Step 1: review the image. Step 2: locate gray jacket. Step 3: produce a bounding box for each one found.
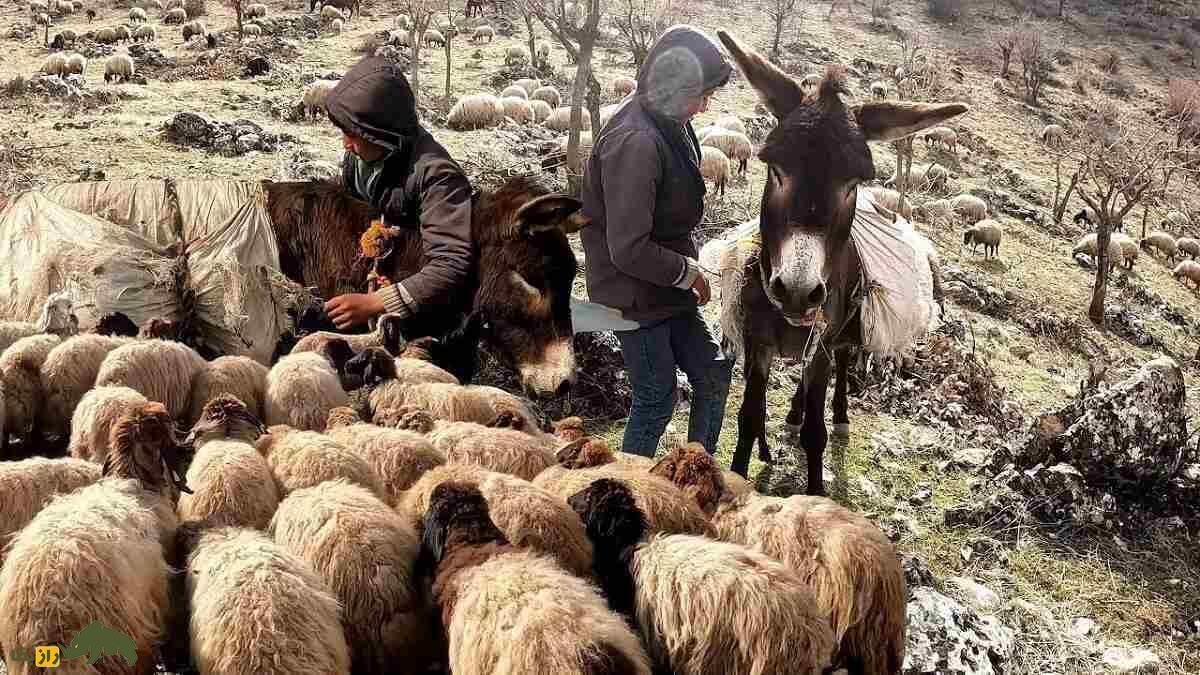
[580,26,732,324]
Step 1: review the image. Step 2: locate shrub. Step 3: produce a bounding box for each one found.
[927,0,962,20]
[1101,74,1135,100]
[1167,79,1200,142]
[184,0,205,18]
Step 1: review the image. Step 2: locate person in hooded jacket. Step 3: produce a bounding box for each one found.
[581,26,734,458]
[321,55,475,334]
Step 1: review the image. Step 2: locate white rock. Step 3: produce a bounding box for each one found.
[1100,646,1160,674]
[1070,617,1097,638]
[947,577,1001,611]
[952,447,990,468]
[903,587,1014,675]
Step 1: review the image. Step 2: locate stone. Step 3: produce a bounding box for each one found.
[1071,617,1097,638]
[947,577,1001,611]
[1100,647,1160,673]
[902,555,936,588]
[903,588,1014,675]
[951,447,990,469]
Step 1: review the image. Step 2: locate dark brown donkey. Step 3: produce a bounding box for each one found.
[716,31,968,494]
[263,175,586,398]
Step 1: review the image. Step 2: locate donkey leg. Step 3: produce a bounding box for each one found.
[801,354,833,496]
[831,348,851,438]
[731,349,770,477]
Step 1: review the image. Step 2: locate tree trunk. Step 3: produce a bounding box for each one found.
[410,28,422,97]
[771,16,784,61]
[1052,161,1079,223]
[444,40,452,101]
[525,14,537,69]
[566,35,595,195]
[1089,219,1110,324]
[1057,0,1065,16]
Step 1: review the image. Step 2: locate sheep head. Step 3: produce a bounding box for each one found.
[317,337,357,375]
[378,314,407,356]
[649,443,727,516]
[487,402,526,431]
[186,394,267,447]
[420,481,508,566]
[139,317,183,341]
[94,311,139,337]
[555,437,616,469]
[567,478,646,555]
[37,290,78,338]
[326,406,362,429]
[375,405,435,433]
[105,401,192,496]
[344,346,397,388]
[552,416,586,442]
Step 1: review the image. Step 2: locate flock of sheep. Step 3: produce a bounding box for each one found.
[0,294,906,674]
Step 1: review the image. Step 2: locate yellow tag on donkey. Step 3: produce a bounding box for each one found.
[11,621,138,668]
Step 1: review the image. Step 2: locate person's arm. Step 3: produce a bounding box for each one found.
[601,130,700,291]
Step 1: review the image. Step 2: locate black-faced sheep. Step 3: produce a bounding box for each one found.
[1178,236,1200,260]
[569,478,835,675]
[0,402,185,675]
[0,457,101,568]
[325,406,446,506]
[264,350,351,432]
[255,424,384,498]
[1141,231,1179,262]
[289,313,404,355]
[94,339,207,420]
[963,219,1003,258]
[419,481,651,675]
[1,334,62,455]
[179,395,278,530]
[68,385,149,464]
[176,524,350,675]
[270,479,436,675]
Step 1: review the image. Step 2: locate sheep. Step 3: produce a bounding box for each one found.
[40,334,130,439]
[1141,230,1179,262]
[423,28,445,46]
[1041,123,1066,146]
[182,19,206,42]
[1071,232,1124,270]
[325,406,446,506]
[321,4,345,22]
[245,2,268,17]
[291,313,404,356]
[56,0,75,14]
[255,424,383,498]
[886,162,949,192]
[30,0,48,13]
[713,114,745,135]
[270,479,435,675]
[186,354,268,424]
[94,339,206,420]
[96,26,118,43]
[701,128,753,176]
[0,457,100,568]
[394,12,411,29]
[86,6,96,20]
[0,402,183,675]
[471,24,494,43]
[651,445,907,675]
[400,464,595,578]
[164,6,187,23]
[500,96,535,125]
[387,338,460,385]
[176,525,351,675]
[535,39,551,62]
[612,75,636,98]
[700,145,730,198]
[529,98,553,124]
[1112,232,1138,269]
[330,17,343,33]
[104,53,135,83]
[299,78,339,120]
[568,479,835,675]
[1173,260,1200,289]
[866,186,914,220]
[500,84,529,99]
[1178,236,1200,260]
[506,44,531,66]
[33,12,51,26]
[129,6,147,22]
[54,28,77,44]
[531,84,561,108]
[264,351,351,432]
[923,126,958,153]
[0,334,61,454]
[0,292,76,354]
[513,77,541,94]
[1073,206,1124,232]
[445,424,553,480]
[870,80,888,98]
[1164,210,1190,229]
[992,76,1005,91]
[949,193,988,224]
[242,23,262,37]
[114,24,132,42]
[41,52,68,77]
[177,396,278,530]
[387,28,411,46]
[68,385,149,464]
[63,52,87,76]
[963,219,1003,258]
[448,93,505,130]
[134,24,157,42]
[545,105,592,132]
[419,482,652,675]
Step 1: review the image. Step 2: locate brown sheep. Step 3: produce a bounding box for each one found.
[324,406,446,506]
[255,425,384,499]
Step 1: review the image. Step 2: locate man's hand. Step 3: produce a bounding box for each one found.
[325,293,385,330]
[691,273,711,306]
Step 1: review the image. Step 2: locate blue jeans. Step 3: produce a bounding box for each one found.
[616,310,733,458]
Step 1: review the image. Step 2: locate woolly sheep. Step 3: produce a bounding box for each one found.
[700,145,730,198]
[870,80,888,98]
[63,52,87,76]
[96,26,118,43]
[545,105,592,132]
[1112,232,1138,269]
[1173,260,1200,289]
[394,12,411,29]
[270,479,435,675]
[923,126,958,153]
[129,6,147,22]
[188,355,269,426]
[529,98,553,124]
[41,335,129,439]
[300,78,339,120]
[1178,237,1200,259]
[94,339,206,419]
[115,25,132,42]
[41,53,68,77]
[1071,232,1123,269]
[179,396,278,530]
[264,351,350,432]
[423,28,445,46]
[1141,231,1179,262]
[866,186,914,220]
[291,314,404,356]
[0,457,100,568]
[500,84,529,100]
[964,219,1003,258]
[1041,123,1065,146]
[500,96,535,124]
[949,193,988,224]
[569,480,835,675]
[389,340,459,385]
[104,53,135,83]
[321,5,345,22]
[512,77,541,94]
[68,385,149,464]
[178,525,351,675]
[443,424,553,480]
[535,39,550,61]
[471,24,494,43]
[1073,206,1123,231]
[448,93,505,130]
[0,334,61,453]
[182,19,206,42]
[0,293,76,352]
[34,12,51,26]
[57,0,75,14]
[506,44,531,66]
[330,17,343,33]
[420,482,651,675]
[242,23,262,37]
[531,84,561,108]
[245,2,268,17]
[1164,210,1189,229]
[134,24,157,42]
[713,114,745,135]
[612,75,636,98]
[325,407,445,506]
[387,28,410,46]
[164,6,187,23]
[701,128,752,176]
[256,424,383,498]
[0,403,182,675]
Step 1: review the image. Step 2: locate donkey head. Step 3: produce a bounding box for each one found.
[717,31,968,326]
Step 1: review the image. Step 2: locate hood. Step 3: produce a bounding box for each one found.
[636,25,732,119]
[326,55,420,151]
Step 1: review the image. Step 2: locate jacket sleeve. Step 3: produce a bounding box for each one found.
[600,130,694,289]
[373,162,474,316]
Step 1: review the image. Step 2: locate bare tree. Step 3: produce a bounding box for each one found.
[996,25,1017,78]
[766,0,803,62]
[1057,0,1067,17]
[440,2,463,103]
[1016,23,1048,105]
[890,33,925,205]
[611,0,685,68]
[512,0,543,71]
[399,0,437,98]
[526,0,603,194]
[222,0,246,35]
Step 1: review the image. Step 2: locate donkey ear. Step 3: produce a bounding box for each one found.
[514,194,590,237]
[853,101,969,143]
[717,30,804,120]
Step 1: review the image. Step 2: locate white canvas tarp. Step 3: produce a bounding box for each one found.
[0,180,296,364]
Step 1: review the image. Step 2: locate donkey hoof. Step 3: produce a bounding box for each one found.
[831,423,851,438]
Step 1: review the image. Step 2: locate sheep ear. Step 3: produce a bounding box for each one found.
[514,194,589,237]
[853,101,969,142]
[380,314,407,356]
[420,511,449,564]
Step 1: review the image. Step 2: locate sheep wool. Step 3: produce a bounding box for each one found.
[948,193,987,224]
[1141,231,1178,261]
[531,85,561,108]
[325,410,446,506]
[612,75,636,98]
[505,45,531,66]
[1178,237,1200,259]
[500,84,529,100]
[264,352,350,432]
[442,426,554,481]
[270,479,434,675]
[68,385,149,464]
[0,457,101,568]
[0,334,61,448]
[256,426,384,498]
[529,99,553,124]
[104,53,135,83]
[545,106,591,132]
[368,381,544,438]
[95,340,206,419]
[699,146,730,196]
[179,439,280,530]
[1173,260,1200,289]
[188,355,269,424]
[500,96,535,125]
[181,526,350,675]
[448,93,504,130]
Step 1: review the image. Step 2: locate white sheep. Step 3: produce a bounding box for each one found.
[531,84,561,108]
[447,93,504,130]
[321,5,345,22]
[545,105,591,132]
[713,114,745,135]
[500,96,535,124]
[0,457,100,568]
[264,351,350,432]
[41,52,68,76]
[1041,123,1066,146]
[164,6,187,23]
[1164,210,1190,229]
[181,19,205,41]
[134,24,157,42]
[1141,231,1179,262]
[423,28,445,46]
[394,13,411,29]
[0,293,76,353]
[513,77,541,94]
[700,145,730,198]
[1178,236,1200,259]
[257,425,383,498]
[529,99,553,123]
[104,53,135,83]
[500,84,529,99]
[923,126,958,153]
[701,128,752,176]
[870,80,888,98]
[1112,232,1139,269]
[1,334,62,452]
[325,407,446,506]
[471,24,494,43]
[301,79,339,120]
[1072,232,1123,269]
[129,6,147,22]
[949,193,988,224]
[535,39,550,62]
[886,162,949,192]
[63,52,87,76]
[506,44,531,66]
[612,75,636,98]
[188,355,269,424]
[68,385,149,464]
[242,23,262,38]
[94,339,206,419]
[330,17,343,32]
[245,2,268,18]
[964,219,1004,258]
[1173,260,1200,289]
